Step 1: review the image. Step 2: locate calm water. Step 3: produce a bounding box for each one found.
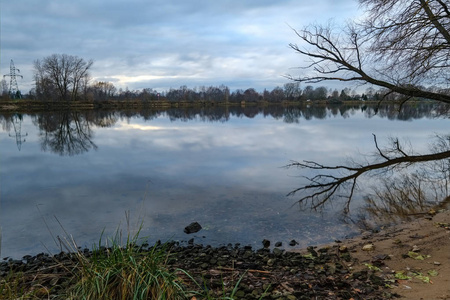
[0,103,448,258]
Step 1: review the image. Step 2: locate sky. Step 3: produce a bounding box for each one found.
[1,0,362,94]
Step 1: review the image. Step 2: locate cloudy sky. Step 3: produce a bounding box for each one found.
[1,0,361,94]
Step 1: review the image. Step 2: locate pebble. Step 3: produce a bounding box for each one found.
[289,239,298,246]
[362,244,375,251]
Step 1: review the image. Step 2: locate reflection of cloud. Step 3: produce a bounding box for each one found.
[114,124,166,131]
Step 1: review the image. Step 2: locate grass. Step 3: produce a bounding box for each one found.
[1,217,264,300]
[66,229,187,300]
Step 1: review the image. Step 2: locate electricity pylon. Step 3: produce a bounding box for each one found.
[3,59,23,99]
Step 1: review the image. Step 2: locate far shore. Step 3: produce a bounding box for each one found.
[0,98,415,113]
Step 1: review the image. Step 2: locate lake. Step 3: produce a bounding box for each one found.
[0,103,448,259]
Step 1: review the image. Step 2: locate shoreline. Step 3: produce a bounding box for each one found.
[317,208,450,300]
[1,209,449,299]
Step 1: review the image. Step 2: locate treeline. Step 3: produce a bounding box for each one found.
[19,82,395,104]
[15,80,446,105]
[1,53,446,104]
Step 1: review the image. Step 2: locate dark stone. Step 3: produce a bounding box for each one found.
[273,248,284,257]
[262,239,270,248]
[0,239,398,300]
[289,239,299,246]
[307,246,318,257]
[275,241,282,247]
[184,222,202,234]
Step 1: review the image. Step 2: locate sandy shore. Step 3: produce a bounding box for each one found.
[328,209,450,300]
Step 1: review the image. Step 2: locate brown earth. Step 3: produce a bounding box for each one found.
[321,209,450,300]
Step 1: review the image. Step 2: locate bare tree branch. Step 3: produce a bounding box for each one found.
[288,0,450,104]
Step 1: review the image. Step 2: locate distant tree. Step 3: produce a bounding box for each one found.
[283,82,301,101]
[331,89,339,100]
[139,88,158,101]
[90,81,116,101]
[206,86,224,102]
[243,88,260,102]
[287,0,450,210]
[219,84,230,102]
[34,54,93,101]
[339,88,350,101]
[230,89,244,103]
[313,86,328,100]
[269,86,285,102]
[1,79,8,98]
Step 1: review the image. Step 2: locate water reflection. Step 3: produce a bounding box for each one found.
[0,103,448,259]
[8,114,28,151]
[1,103,446,157]
[32,112,98,156]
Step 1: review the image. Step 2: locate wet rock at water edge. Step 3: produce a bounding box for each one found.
[262,239,270,248]
[289,239,299,246]
[275,241,282,247]
[184,222,202,234]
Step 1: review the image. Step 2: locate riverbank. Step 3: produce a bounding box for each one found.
[0,98,386,113]
[1,210,448,299]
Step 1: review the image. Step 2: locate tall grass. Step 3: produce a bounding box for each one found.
[67,229,186,300]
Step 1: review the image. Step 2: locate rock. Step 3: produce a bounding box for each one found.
[273,248,283,257]
[411,245,420,252]
[307,246,318,257]
[234,290,245,298]
[262,239,271,248]
[184,222,202,234]
[339,245,348,252]
[275,241,282,247]
[362,244,375,251]
[289,239,298,246]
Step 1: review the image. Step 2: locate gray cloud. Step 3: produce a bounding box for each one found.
[1,0,360,93]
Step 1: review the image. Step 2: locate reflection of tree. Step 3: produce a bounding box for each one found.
[39,103,441,124]
[351,156,450,231]
[288,134,450,212]
[33,111,99,156]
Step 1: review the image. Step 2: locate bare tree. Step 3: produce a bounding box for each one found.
[287,0,450,209]
[90,81,117,101]
[288,0,450,105]
[34,54,93,101]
